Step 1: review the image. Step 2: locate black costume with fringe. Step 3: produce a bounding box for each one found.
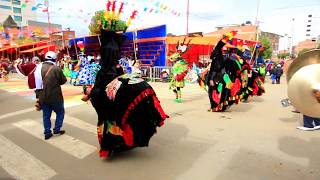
[89,30,168,158]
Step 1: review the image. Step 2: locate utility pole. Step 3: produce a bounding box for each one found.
[255,0,261,26]
[251,0,261,65]
[186,0,189,36]
[45,0,51,43]
[290,18,294,57]
[283,33,288,51]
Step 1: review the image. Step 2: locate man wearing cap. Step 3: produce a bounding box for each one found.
[37,51,67,140]
[274,64,283,84]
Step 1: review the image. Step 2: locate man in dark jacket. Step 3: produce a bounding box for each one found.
[38,51,67,140]
[273,64,283,84]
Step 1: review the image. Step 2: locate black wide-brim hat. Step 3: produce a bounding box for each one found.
[100,29,127,50]
[99,29,127,70]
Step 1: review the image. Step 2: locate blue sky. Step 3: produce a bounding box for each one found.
[34,0,320,49]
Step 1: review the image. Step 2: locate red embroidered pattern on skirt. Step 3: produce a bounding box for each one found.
[212,90,221,104]
[230,78,241,97]
[119,88,168,146]
[99,149,109,158]
[252,78,259,95]
[152,96,169,123]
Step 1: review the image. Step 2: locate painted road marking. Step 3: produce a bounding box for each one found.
[0,135,57,180]
[0,108,35,120]
[64,115,97,135]
[13,120,97,159]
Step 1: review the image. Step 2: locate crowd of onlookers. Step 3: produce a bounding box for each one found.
[0,56,13,81]
[1,54,286,86]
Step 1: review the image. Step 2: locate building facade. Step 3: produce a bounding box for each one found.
[293,39,318,54]
[27,20,62,37]
[0,0,36,26]
[205,25,281,52]
[260,32,282,52]
[204,25,258,41]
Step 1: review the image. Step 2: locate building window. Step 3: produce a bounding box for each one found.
[14,15,22,22]
[13,7,21,13]
[12,0,21,5]
[0,5,12,10]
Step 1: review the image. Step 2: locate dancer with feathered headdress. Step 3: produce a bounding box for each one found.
[83,1,168,158]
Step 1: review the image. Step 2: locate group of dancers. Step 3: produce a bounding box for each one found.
[58,51,142,90]
[169,32,265,112]
[12,29,266,159]
[11,1,266,158]
[84,29,266,158]
[59,54,101,86]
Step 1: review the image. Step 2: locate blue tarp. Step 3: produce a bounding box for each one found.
[69,25,167,66]
[69,25,167,46]
[68,36,100,46]
[124,24,167,40]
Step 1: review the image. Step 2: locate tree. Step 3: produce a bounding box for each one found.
[298,48,311,57]
[259,35,273,59]
[277,52,290,59]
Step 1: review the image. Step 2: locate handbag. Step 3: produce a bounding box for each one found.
[27,67,36,89]
[35,65,54,111]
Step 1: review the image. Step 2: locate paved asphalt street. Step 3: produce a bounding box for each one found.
[0,74,319,180]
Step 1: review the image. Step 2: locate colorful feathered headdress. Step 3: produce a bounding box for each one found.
[168,37,192,62]
[89,0,138,34]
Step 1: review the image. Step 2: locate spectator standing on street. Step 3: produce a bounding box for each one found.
[0,60,9,82]
[271,64,283,84]
[257,63,267,83]
[37,51,67,140]
[296,85,320,131]
[15,56,43,110]
[297,115,320,131]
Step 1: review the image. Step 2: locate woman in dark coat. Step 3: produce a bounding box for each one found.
[85,29,168,158]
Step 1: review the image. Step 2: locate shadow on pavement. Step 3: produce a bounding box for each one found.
[181,94,207,103]
[168,108,199,118]
[252,96,264,103]
[0,90,35,115]
[229,103,254,113]
[279,113,301,123]
[278,136,320,179]
[215,147,314,180]
[100,123,215,180]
